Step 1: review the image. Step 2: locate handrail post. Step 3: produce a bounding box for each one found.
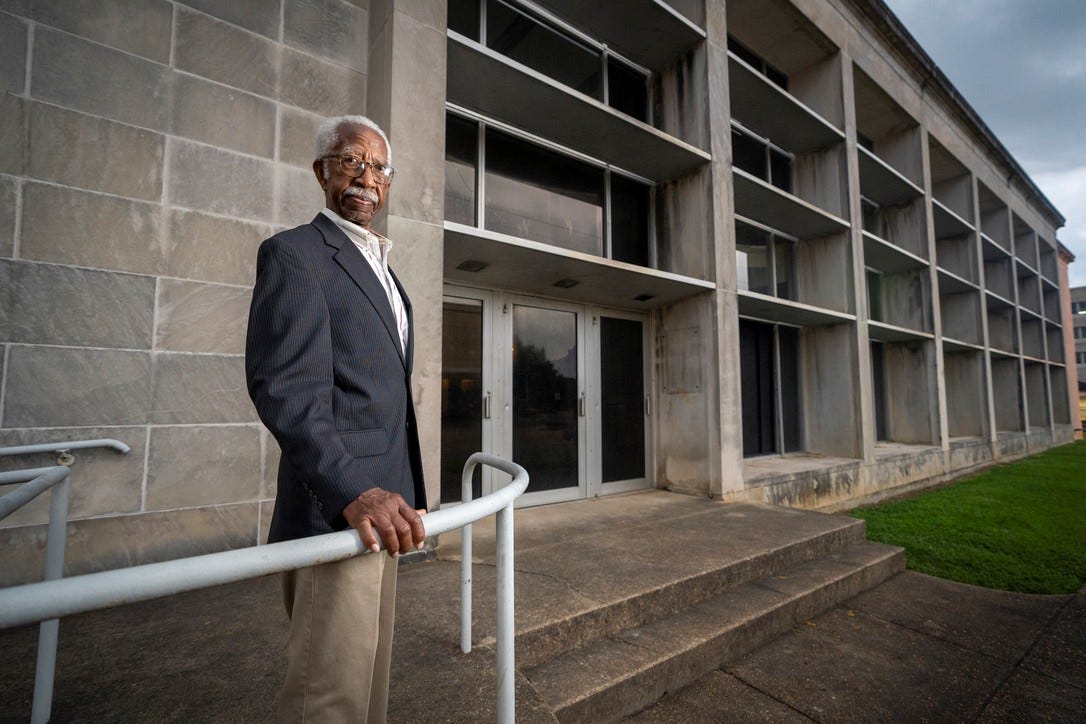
[460,458,475,654]
[31,470,70,724]
[495,499,515,724]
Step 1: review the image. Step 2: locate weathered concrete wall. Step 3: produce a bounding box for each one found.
[1,0,370,586]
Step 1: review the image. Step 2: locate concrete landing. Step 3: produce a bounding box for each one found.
[0,491,1077,722]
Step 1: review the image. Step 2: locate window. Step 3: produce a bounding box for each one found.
[1075,326,1086,340]
[449,0,649,122]
[871,342,888,441]
[728,35,788,89]
[1077,352,1086,365]
[445,112,652,266]
[1073,300,1086,314]
[866,269,883,322]
[740,319,801,456]
[732,127,793,193]
[861,197,883,238]
[735,219,796,300]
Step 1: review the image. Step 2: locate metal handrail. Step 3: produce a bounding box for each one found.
[0,452,528,724]
[0,438,131,724]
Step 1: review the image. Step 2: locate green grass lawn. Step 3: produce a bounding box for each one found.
[850,440,1086,594]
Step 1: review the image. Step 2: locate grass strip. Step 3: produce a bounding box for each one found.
[850,440,1086,594]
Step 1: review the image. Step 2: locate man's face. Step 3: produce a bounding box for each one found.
[313,123,390,229]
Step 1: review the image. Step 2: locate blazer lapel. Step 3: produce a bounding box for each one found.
[312,213,406,369]
[390,268,414,375]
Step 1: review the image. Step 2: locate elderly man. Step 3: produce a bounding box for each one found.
[246,115,427,723]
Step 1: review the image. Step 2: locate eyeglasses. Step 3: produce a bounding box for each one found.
[319,154,395,184]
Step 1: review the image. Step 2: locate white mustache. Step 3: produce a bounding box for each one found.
[344,186,379,203]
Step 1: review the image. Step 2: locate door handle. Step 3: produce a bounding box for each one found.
[484,392,492,419]
[579,393,586,417]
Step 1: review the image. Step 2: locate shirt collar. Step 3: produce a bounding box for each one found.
[321,207,393,257]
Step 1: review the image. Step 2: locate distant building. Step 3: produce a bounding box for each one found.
[1072,285,1086,428]
[0,0,1077,584]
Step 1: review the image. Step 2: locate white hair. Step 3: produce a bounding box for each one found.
[315,115,392,178]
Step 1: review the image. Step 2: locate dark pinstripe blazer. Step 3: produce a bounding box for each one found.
[245,213,427,543]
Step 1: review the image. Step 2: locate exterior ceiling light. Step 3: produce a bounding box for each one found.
[553,278,580,288]
[456,260,488,272]
[633,293,655,302]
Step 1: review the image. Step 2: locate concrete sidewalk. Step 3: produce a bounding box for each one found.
[0,492,1082,722]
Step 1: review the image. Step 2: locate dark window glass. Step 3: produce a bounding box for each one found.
[601,317,645,482]
[779,326,801,452]
[775,238,794,300]
[765,64,788,90]
[861,198,881,236]
[484,128,604,254]
[513,305,579,493]
[735,221,770,294]
[740,319,777,456]
[732,129,767,180]
[610,174,650,266]
[728,35,762,71]
[440,301,483,503]
[445,115,477,225]
[487,0,600,97]
[857,132,875,152]
[871,342,888,441]
[448,0,480,41]
[607,56,648,121]
[867,270,883,321]
[769,149,792,193]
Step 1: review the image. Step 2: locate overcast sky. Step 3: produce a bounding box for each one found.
[882,0,1086,285]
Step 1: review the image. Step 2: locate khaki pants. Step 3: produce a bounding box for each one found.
[278,552,397,724]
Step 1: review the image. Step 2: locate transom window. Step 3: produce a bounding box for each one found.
[448,0,649,123]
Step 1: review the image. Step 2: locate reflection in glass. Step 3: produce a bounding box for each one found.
[775,238,794,300]
[487,0,599,97]
[485,128,604,255]
[735,221,770,294]
[608,56,648,121]
[601,318,645,482]
[441,301,483,503]
[445,115,477,226]
[610,174,650,266]
[513,306,578,493]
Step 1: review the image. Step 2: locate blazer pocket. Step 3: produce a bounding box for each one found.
[340,428,389,458]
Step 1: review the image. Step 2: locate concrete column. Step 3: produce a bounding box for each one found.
[919,128,950,450]
[970,176,998,444]
[367,0,448,507]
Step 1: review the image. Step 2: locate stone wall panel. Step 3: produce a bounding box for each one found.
[0,11,27,94]
[284,0,368,73]
[30,0,173,64]
[150,352,255,424]
[0,425,145,527]
[174,8,279,99]
[31,26,170,131]
[163,209,269,287]
[167,139,275,221]
[146,425,261,509]
[279,46,366,117]
[178,0,282,39]
[3,346,151,427]
[155,279,251,354]
[27,101,165,201]
[0,503,259,586]
[170,73,276,158]
[278,105,323,168]
[276,164,324,228]
[0,91,26,175]
[20,182,165,274]
[0,176,14,258]
[0,259,155,348]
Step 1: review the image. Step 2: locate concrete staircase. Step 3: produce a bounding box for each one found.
[466,497,905,723]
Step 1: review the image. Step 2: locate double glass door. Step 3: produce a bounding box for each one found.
[440,287,650,506]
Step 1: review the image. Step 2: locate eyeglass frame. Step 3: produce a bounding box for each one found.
[318,154,396,184]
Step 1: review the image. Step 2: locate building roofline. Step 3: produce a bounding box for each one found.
[1059,242,1076,263]
[847,0,1066,230]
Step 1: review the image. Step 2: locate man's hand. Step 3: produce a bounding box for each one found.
[342,488,426,557]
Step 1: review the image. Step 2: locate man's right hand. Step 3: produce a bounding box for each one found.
[342,488,426,557]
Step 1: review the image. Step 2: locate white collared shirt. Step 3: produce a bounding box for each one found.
[321,208,409,356]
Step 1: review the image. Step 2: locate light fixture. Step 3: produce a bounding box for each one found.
[633,293,655,302]
[553,278,580,288]
[456,259,488,272]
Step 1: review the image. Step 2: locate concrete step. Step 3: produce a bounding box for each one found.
[522,540,905,724]
[515,515,868,669]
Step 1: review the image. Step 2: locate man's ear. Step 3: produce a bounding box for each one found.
[312,160,329,190]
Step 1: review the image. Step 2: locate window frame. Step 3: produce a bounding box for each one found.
[735,215,798,301]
